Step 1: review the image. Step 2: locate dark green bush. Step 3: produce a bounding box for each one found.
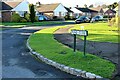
[29,4,35,23]
[11,13,21,22]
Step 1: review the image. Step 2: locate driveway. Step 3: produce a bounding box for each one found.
[1,26,88,80]
[54,27,119,79]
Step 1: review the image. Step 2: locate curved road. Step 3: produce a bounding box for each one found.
[2,26,88,80]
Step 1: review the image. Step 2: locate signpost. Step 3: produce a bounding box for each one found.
[71,29,88,57]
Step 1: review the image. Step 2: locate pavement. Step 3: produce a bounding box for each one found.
[1,25,88,80]
[54,27,120,80]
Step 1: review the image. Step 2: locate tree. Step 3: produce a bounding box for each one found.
[101,4,107,9]
[108,2,118,9]
[89,4,93,8]
[29,4,35,23]
[108,5,112,9]
[84,4,87,8]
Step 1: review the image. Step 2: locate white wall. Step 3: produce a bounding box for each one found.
[12,0,29,12]
[12,0,29,17]
[54,4,67,17]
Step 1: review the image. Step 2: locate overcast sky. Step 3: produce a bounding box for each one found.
[27,0,119,7]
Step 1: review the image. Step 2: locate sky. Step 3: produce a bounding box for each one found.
[27,0,120,7]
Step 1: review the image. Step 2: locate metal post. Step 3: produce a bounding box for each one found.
[73,34,76,52]
[84,36,87,57]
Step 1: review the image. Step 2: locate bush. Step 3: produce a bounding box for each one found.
[53,16,58,19]
[11,13,21,22]
[35,16,39,22]
[20,18,27,23]
[108,17,118,27]
[24,13,30,22]
[64,15,70,20]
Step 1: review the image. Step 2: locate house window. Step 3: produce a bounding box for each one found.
[17,11,25,17]
[105,13,108,15]
[109,13,113,15]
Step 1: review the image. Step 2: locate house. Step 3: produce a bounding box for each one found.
[0,1,22,22]
[11,0,30,17]
[104,9,116,18]
[36,3,68,19]
[1,0,29,22]
[64,7,73,18]
[89,6,104,16]
[75,7,98,18]
[70,7,83,18]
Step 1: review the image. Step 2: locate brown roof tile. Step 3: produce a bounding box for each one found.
[90,6,103,12]
[36,3,60,12]
[4,0,23,8]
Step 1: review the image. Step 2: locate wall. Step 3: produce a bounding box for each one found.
[2,11,11,22]
[54,4,67,17]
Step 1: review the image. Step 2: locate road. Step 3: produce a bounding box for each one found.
[1,26,88,80]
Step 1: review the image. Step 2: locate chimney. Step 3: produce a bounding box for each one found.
[76,5,79,8]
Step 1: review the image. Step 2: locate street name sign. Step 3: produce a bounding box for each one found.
[71,29,88,57]
[71,30,88,36]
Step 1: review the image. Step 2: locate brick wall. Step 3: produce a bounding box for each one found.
[2,11,11,22]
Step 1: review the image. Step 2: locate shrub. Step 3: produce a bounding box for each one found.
[11,13,21,22]
[108,17,119,27]
[24,13,30,22]
[108,18,115,26]
[53,16,58,20]
[20,18,27,23]
[35,16,39,22]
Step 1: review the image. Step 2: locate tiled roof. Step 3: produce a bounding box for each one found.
[1,0,23,10]
[36,3,60,12]
[76,7,98,13]
[5,1,22,8]
[64,7,73,12]
[1,2,12,10]
[104,9,116,13]
[89,6,103,12]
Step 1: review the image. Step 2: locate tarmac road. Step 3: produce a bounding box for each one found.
[1,26,88,80]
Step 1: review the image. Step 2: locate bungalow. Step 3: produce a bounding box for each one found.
[75,7,98,18]
[89,6,104,16]
[1,1,21,22]
[11,0,30,17]
[1,0,29,22]
[64,7,73,18]
[36,3,68,19]
[70,7,83,18]
[104,9,116,18]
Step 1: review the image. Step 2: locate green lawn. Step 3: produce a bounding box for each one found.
[0,21,63,28]
[29,26,115,78]
[70,22,118,43]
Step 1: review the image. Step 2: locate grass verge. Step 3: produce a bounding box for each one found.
[0,21,63,28]
[29,26,115,78]
[69,22,118,43]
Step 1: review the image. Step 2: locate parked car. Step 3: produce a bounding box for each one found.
[75,16,90,23]
[38,15,50,21]
[90,15,103,22]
